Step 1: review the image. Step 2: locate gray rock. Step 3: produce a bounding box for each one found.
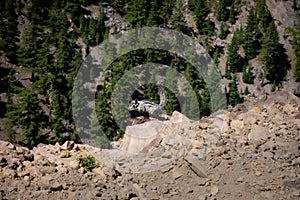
[211,185,219,196]
[60,141,75,151]
[184,155,207,178]
[0,156,7,167]
[248,125,270,141]
[50,179,62,191]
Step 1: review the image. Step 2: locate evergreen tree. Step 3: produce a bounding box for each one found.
[219,23,230,39]
[0,0,19,62]
[256,0,272,32]
[213,50,220,67]
[243,8,257,60]
[224,65,232,79]
[291,17,300,81]
[194,0,209,34]
[217,0,229,21]
[17,22,40,81]
[229,1,236,24]
[260,20,289,84]
[244,86,249,95]
[170,0,186,32]
[228,75,240,107]
[13,86,42,148]
[200,86,211,117]
[226,32,240,72]
[242,65,254,84]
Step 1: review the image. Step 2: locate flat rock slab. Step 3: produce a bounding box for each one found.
[120,125,161,153]
[248,125,270,141]
[184,155,207,178]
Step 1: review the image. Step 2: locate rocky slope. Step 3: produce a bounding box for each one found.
[0,91,299,199]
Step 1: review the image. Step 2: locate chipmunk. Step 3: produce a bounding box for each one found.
[128,85,167,125]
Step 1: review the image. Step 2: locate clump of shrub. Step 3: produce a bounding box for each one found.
[76,155,100,170]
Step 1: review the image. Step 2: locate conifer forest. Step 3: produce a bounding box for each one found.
[0,0,299,148]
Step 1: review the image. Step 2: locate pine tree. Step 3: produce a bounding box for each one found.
[256,0,272,33]
[15,87,42,148]
[170,0,186,32]
[200,86,211,117]
[17,22,40,81]
[95,5,106,45]
[194,0,209,34]
[0,0,19,62]
[243,8,257,60]
[229,1,236,24]
[244,86,249,95]
[217,0,229,21]
[219,23,230,39]
[226,33,240,72]
[260,20,289,84]
[224,65,232,79]
[228,75,240,107]
[242,65,254,84]
[291,17,300,82]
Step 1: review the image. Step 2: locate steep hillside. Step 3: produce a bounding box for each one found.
[0,0,299,149]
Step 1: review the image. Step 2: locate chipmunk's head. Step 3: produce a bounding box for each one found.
[128,99,139,111]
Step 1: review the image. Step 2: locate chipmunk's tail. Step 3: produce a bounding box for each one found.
[158,85,167,108]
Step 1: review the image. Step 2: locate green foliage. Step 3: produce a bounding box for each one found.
[219,23,230,39]
[270,82,276,92]
[228,75,240,107]
[194,0,215,36]
[229,1,236,24]
[226,32,240,72]
[290,16,300,82]
[256,0,272,33]
[224,65,232,79]
[260,20,289,85]
[242,65,254,84]
[0,0,19,62]
[77,155,100,170]
[244,86,249,95]
[242,8,257,60]
[217,0,230,21]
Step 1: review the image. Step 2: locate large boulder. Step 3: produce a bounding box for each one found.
[119,120,164,153]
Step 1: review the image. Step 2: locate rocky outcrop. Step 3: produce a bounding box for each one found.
[0,94,299,199]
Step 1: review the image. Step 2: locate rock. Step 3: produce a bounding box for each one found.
[198,194,207,200]
[260,191,274,199]
[61,141,75,151]
[255,171,262,176]
[50,179,63,191]
[184,155,207,178]
[120,122,162,153]
[92,168,106,179]
[56,165,68,174]
[0,141,15,151]
[0,156,7,167]
[3,168,17,178]
[251,106,261,114]
[60,151,70,158]
[172,168,185,180]
[211,185,219,196]
[236,177,244,182]
[198,179,206,186]
[185,187,193,193]
[230,119,244,130]
[78,167,85,174]
[199,122,209,129]
[68,160,80,170]
[248,125,270,141]
[170,111,192,124]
